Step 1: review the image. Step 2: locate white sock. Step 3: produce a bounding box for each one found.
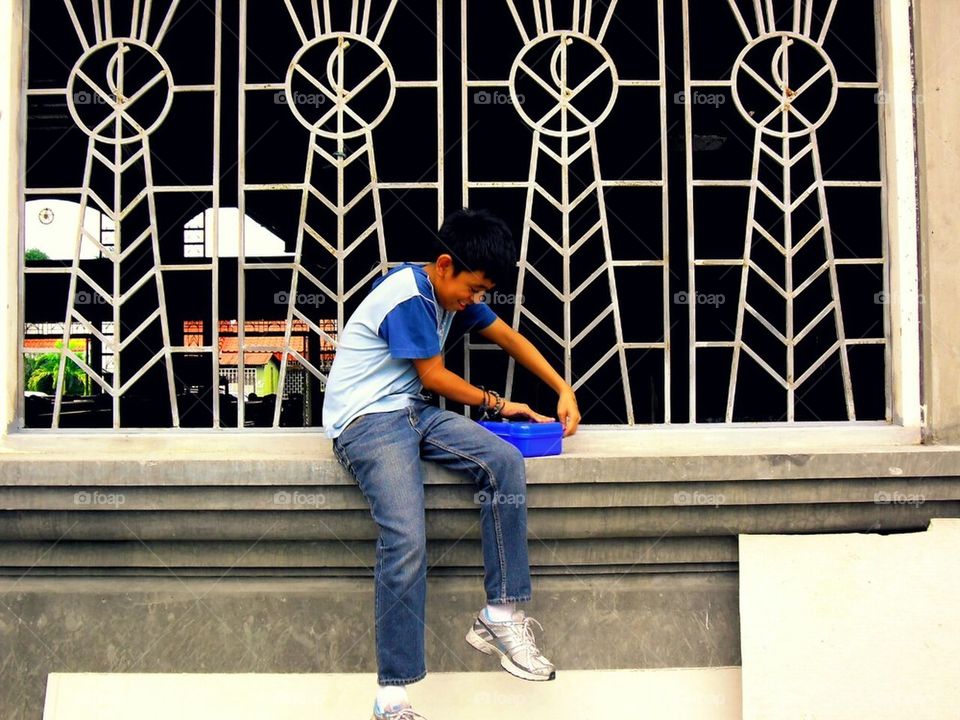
[484,602,516,623]
[376,685,408,711]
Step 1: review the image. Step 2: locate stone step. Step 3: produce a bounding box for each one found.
[44,668,742,719]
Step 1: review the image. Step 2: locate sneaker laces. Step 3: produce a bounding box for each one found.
[510,614,550,665]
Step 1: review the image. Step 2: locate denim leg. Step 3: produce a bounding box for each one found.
[333,408,429,685]
[414,402,532,604]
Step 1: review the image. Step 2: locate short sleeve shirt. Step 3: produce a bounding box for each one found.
[322,263,497,438]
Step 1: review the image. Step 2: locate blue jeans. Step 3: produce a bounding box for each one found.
[331,399,532,685]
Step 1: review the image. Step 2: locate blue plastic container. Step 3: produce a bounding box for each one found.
[478,420,564,457]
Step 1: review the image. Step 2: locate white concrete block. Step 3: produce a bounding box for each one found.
[740,519,960,720]
[43,668,741,720]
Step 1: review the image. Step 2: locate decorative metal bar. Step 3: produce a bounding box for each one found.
[466,0,665,424]
[817,0,840,46]
[682,0,697,420]
[360,0,372,38]
[284,0,309,45]
[504,1,527,42]
[91,0,103,43]
[595,0,617,43]
[240,0,442,427]
[531,0,544,35]
[63,0,90,50]
[139,0,153,41]
[237,0,249,426]
[48,20,183,428]
[104,0,113,39]
[374,0,399,45]
[656,0,671,422]
[153,0,180,48]
[684,0,879,423]
[212,0,222,428]
[752,0,766,35]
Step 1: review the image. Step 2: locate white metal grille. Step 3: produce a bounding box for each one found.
[53,26,181,427]
[23,0,220,429]
[462,0,671,424]
[683,0,888,422]
[239,0,443,428]
[18,0,895,429]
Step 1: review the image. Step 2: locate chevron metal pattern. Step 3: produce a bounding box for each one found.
[244,0,432,427]
[52,3,182,428]
[463,0,671,424]
[727,5,849,421]
[683,0,886,422]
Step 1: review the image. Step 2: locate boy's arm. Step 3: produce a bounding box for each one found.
[478,318,581,436]
[412,355,554,423]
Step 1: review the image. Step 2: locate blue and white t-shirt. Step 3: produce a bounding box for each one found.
[322,263,497,439]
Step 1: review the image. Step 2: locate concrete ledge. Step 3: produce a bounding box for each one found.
[3,433,960,486]
[2,477,958,509]
[1,470,956,573]
[0,574,740,720]
[0,503,957,541]
[0,537,738,572]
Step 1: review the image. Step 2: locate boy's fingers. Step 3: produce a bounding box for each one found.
[522,406,551,422]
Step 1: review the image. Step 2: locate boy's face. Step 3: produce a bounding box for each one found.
[432,255,495,312]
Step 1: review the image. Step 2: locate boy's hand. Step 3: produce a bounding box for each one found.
[557,387,580,437]
[499,400,555,423]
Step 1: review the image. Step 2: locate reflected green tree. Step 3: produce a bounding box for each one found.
[24,341,91,395]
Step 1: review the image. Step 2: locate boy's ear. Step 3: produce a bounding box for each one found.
[436,254,455,275]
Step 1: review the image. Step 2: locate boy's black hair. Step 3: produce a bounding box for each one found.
[434,208,516,288]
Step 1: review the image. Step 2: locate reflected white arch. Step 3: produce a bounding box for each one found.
[24,199,110,260]
[24,202,293,260]
[184,208,294,258]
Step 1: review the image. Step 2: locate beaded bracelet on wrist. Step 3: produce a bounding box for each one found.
[478,386,504,421]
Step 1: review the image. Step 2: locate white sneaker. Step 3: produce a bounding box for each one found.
[465,609,557,681]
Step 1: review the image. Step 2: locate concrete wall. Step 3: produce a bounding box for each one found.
[0,573,739,720]
[916,0,960,443]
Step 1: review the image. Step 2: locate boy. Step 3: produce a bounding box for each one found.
[323,208,580,720]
